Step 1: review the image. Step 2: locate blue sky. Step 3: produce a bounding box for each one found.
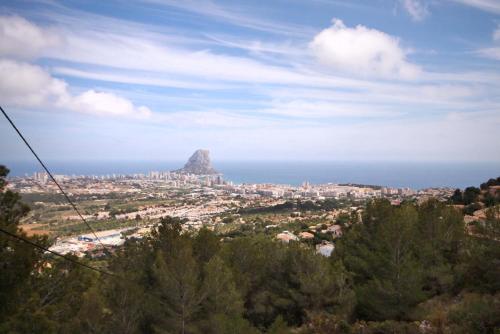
[1,0,500,162]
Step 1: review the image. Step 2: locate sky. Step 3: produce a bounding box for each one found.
[1,0,500,162]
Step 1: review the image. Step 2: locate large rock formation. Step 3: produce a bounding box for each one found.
[175,149,218,175]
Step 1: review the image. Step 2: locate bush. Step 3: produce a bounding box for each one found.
[448,293,500,334]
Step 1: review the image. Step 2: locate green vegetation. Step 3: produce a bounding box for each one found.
[40,218,143,236]
[450,177,500,214]
[19,191,180,235]
[21,193,68,204]
[238,199,351,215]
[1,166,499,333]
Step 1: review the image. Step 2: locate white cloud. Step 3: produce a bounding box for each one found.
[205,33,305,58]
[477,47,500,60]
[0,59,68,107]
[451,0,500,14]
[0,59,150,119]
[259,100,401,118]
[309,19,421,79]
[52,67,233,90]
[494,25,500,41]
[31,26,387,91]
[8,12,356,89]
[66,90,152,118]
[0,17,152,117]
[0,15,61,59]
[45,31,314,86]
[142,0,313,37]
[152,109,284,128]
[475,25,500,60]
[0,15,426,92]
[39,110,499,161]
[401,0,430,21]
[267,83,485,110]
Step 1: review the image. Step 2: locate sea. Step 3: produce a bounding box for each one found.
[3,160,500,190]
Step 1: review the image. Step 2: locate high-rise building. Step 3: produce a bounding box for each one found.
[33,172,49,184]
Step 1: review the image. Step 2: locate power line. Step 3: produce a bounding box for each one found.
[0,226,188,308]
[0,227,117,277]
[0,105,109,252]
[0,105,178,304]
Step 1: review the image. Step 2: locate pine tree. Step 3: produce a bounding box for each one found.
[0,166,49,330]
[152,246,204,334]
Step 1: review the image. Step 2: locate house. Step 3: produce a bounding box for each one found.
[327,224,343,237]
[316,241,334,257]
[265,224,279,229]
[298,231,314,240]
[473,209,487,221]
[276,231,299,243]
[464,215,477,224]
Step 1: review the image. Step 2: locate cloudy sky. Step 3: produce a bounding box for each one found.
[1,0,500,162]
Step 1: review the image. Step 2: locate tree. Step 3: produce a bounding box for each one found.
[360,205,424,320]
[152,243,204,333]
[336,213,351,227]
[480,177,500,190]
[103,275,145,334]
[460,206,500,293]
[267,316,290,334]
[27,257,100,334]
[220,236,287,328]
[463,187,480,205]
[100,235,153,333]
[287,246,354,321]
[193,228,220,264]
[337,201,425,321]
[448,293,500,334]
[0,166,49,329]
[483,191,499,207]
[450,189,463,204]
[416,199,465,295]
[67,285,107,333]
[200,256,253,333]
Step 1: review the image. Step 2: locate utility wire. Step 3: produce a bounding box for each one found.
[0,105,175,304]
[0,105,109,251]
[0,105,148,286]
[0,227,116,277]
[1,226,185,308]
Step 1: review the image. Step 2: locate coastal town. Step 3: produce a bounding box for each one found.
[6,151,457,258]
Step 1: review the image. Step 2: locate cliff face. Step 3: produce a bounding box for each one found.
[175,149,218,175]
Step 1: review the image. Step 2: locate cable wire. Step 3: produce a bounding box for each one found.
[0,105,177,304]
[0,105,109,251]
[1,227,179,306]
[0,227,116,277]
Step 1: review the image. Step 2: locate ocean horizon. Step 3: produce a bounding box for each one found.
[3,160,499,190]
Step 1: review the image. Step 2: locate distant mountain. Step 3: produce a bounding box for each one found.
[175,149,219,175]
